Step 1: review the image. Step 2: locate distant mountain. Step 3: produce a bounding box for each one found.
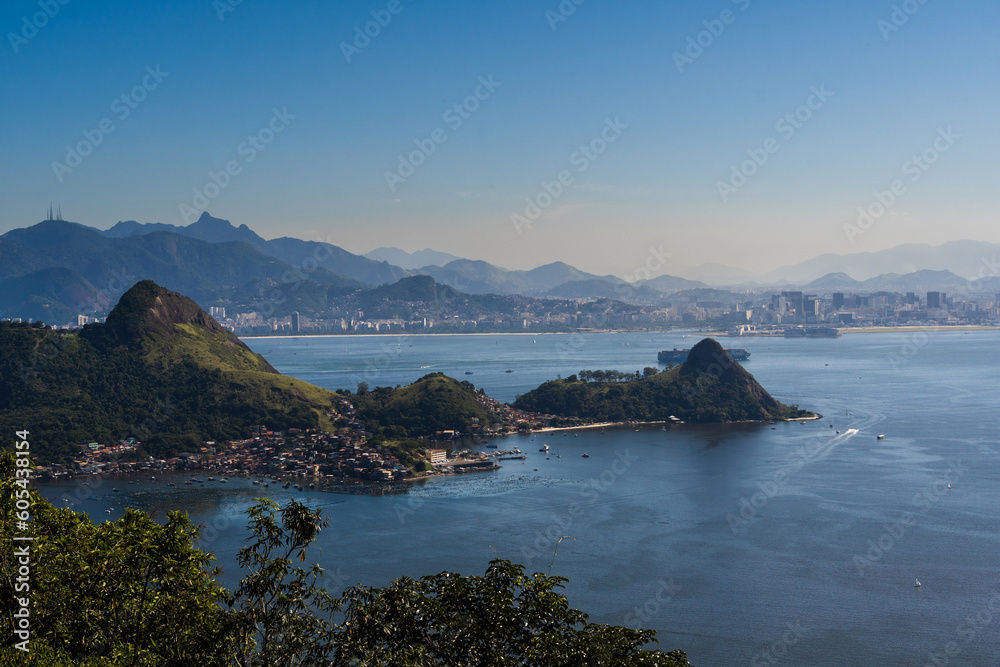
[675,263,759,286]
[805,272,863,290]
[0,219,363,322]
[364,247,463,270]
[0,268,110,323]
[639,274,709,293]
[545,278,662,301]
[419,259,612,296]
[104,215,265,249]
[0,281,339,463]
[102,212,405,286]
[765,241,1000,284]
[858,269,969,293]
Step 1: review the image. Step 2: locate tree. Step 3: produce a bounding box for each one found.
[230,499,340,667]
[0,452,233,666]
[332,559,693,666]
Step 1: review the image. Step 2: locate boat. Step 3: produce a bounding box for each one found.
[658,348,750,363]
[207,476,215,481]
[465,371,474,375]
[112,487,119,492]
[582,452,590,458]
[505,369,514,373]
[539,444,549,452]
[915,578,921,588]
[877,434,885,440]
[486,443,498,448]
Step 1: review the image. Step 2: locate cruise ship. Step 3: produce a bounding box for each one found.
[657,348,750,363]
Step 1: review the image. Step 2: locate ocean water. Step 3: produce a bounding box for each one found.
[38,330,1000,666]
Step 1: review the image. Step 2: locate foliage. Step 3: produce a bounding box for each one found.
[0,453,233,666]
[351,373,496,439]
[230,499,339,667]
[332,559,693,666]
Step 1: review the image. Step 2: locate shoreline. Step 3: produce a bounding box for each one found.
[240,325,1000,341]
[838,325,999,334]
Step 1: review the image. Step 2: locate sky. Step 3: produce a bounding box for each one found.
[1,0,998,278]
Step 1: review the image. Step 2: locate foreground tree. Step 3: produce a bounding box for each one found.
[230,499,339,667]
[0,453,233,666]
[332,559,692,666]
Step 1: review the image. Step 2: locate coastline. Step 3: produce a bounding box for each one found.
[838,325,999,334]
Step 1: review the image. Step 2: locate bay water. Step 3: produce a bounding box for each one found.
[39,330,1000,665]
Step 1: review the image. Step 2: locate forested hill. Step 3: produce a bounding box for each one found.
[349,372,498,439]
[0,281,337,463]
[512,338,813,423]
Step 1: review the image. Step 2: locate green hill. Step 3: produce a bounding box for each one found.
[0,281,339,463]
[350,372,497,439]
[513,338,813,423]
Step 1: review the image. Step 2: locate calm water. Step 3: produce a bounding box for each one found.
[39,331,1000,666]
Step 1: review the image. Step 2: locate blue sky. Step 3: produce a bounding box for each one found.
[1,0,997,277]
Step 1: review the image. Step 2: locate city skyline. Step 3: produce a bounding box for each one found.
[2,0,997,277]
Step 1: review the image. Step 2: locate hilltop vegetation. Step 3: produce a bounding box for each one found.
[0,281,337,463]
[348,372,497,439]
[514,338,813,423]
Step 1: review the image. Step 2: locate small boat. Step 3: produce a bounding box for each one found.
[877,434,886,440]
[540,444,549,452]
[112,487,119,492]
[465,371,474,375]
[915,578,921,588]
[582,452,590,458]
[207,477,216,481]
[505,369,514,373]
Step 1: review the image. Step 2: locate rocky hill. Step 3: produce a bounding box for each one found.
[513,338,813,423]
[0,281,337,463]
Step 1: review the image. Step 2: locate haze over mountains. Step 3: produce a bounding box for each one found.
[1,211,998,323]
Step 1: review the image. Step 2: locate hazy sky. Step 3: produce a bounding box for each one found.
[2,0,997,277]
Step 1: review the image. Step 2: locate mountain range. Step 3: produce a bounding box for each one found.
[1,211,998,323]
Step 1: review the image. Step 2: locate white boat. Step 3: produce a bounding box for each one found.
[915,578,921,588]
[877,434,886,440]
